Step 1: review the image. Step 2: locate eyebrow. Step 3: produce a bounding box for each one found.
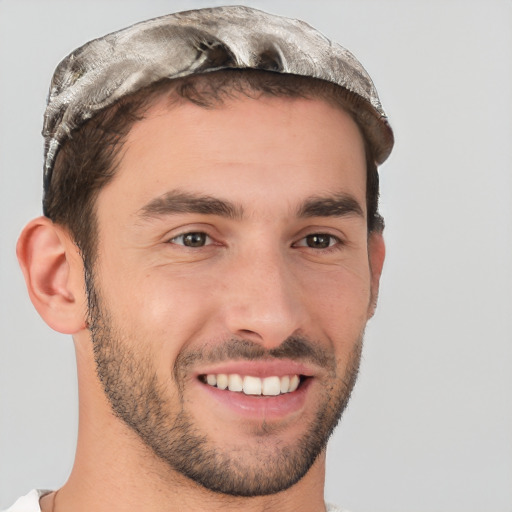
[138,189,364,222]
[297,193,364,219]
[138,190,244,220]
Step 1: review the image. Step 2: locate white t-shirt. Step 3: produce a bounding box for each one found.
[2,490,349,512]
[2,490,49,512]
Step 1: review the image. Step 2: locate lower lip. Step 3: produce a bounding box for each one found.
[197,378,312,420]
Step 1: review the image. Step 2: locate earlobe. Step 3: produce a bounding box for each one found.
[367,232,386,319]
[17,216,87,334]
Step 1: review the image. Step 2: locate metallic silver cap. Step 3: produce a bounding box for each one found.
[43,5,394,188]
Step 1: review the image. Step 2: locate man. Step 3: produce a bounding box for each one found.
[6,5,393,512]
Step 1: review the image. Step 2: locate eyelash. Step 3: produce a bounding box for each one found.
[169,232,214,248]
[169,231,344,252]
[293,233,343,252]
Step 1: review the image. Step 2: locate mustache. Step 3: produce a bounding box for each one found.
[174,335,336,376]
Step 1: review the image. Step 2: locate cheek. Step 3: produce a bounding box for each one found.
[300,262,372,338]
[100,263,223,353]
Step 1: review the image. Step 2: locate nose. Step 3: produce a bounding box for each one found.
[220,246,305,349]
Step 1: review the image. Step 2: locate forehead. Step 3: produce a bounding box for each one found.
[97,93,367,217]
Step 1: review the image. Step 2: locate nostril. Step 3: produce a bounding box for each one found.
[239,329,257,336]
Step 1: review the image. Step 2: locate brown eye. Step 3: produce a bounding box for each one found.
[305,234,335,249]
[171,232,210,247]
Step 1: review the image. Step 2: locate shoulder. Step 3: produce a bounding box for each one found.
[1,490,50,512]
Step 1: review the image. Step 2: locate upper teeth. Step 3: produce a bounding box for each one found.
[204,374,300,396]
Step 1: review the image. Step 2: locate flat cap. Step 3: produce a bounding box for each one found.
[43,5,394,189]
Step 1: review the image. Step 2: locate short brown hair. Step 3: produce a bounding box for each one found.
[43,70,384,265]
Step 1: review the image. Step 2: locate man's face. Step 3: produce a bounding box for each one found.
[87,93,381,496]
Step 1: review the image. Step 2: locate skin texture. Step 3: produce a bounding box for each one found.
[18,94,385,512]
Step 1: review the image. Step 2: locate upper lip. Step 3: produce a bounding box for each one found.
[193,360,317,379]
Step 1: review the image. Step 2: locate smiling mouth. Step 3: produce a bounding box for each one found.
[199,374,306,396]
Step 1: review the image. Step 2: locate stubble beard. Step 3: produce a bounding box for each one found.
[86,270,364,497]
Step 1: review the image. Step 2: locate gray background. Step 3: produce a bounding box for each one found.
[1,1,511,510]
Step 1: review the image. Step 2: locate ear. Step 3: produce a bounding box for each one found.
[367,231,386,319]
[17,216,87,334]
